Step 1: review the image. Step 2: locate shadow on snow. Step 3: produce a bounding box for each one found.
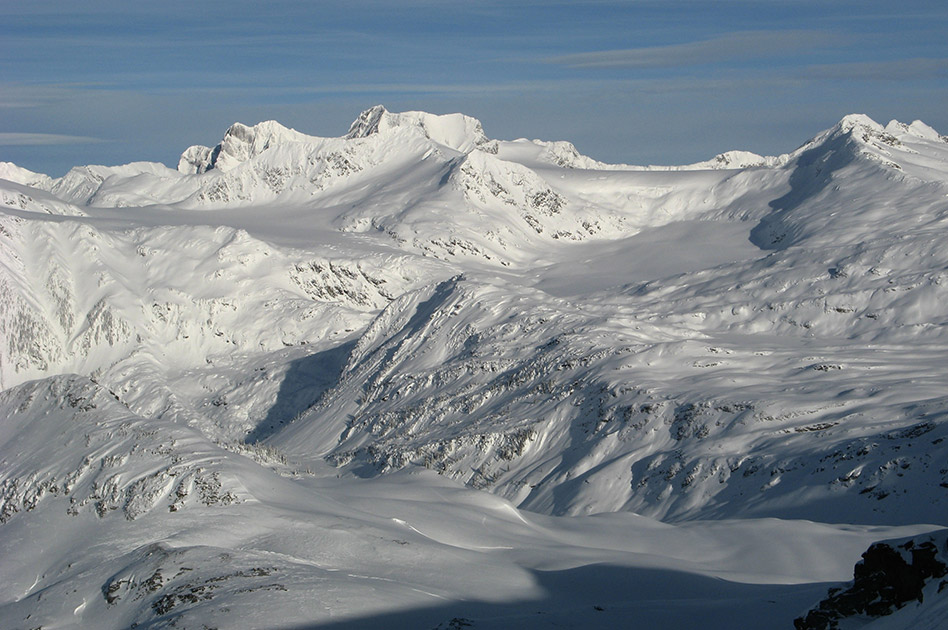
[277,563,828,630]
[750,130,856,251]
[243,340,356,444]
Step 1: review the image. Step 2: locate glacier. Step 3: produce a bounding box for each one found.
[1,106,947,629]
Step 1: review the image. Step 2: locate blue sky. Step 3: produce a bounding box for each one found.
[2,0,947,175]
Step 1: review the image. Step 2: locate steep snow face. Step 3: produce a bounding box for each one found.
[269,270,948,524]
[3,110,948,629]
[750,113,948,251]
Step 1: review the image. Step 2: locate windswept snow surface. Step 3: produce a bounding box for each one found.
[2,107,948,628]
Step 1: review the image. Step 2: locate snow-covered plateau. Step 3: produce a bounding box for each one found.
[2,106,947,629]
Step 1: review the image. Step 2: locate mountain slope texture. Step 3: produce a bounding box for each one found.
[2,106,947,629]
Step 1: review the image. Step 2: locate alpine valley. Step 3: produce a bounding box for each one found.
[2,106,947,629]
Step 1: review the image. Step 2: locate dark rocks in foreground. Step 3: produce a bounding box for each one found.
[795,530,948,630]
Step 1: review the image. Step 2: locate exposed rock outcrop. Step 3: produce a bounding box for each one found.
[795,531,948,630]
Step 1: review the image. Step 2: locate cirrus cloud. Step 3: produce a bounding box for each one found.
[547,30,839,69]
[803,58,948,81]
[0,132,105,146]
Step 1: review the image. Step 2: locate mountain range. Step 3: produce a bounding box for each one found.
[2,106,947,629]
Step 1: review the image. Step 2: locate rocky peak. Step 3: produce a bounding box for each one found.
[345,105,389,139]
[177,120,311,175]
[834,113,884,135]
[345,105,497,154]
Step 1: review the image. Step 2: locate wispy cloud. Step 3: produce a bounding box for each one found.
[1,75,807,105]
[547,30,837,69]
[129,75,807,100]
[0,132,104,146]
[0,83,117,109]
[803,58,948,81]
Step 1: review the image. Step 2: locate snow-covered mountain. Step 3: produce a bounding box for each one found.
[2,106,947,628]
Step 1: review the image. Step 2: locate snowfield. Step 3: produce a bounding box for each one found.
[1,106,947,628]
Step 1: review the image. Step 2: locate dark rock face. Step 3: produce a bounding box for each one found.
[795,531,948,630]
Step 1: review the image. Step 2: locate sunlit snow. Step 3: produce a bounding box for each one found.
[2,106,947,629]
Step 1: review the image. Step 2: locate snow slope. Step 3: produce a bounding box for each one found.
[2,107,948,628]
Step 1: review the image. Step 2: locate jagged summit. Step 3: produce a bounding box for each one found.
[886,118,946,142]
[4,109,944,222]
[804,113,944,148]
[774,112,948,183]
[345,104,389,139]
[165,110,943,182]
[178,120,313,175]
[835,113,884,134]
[177,106,498,176]
[793,113,941,158]
[780,113,887,163]
[346,104,498,154]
